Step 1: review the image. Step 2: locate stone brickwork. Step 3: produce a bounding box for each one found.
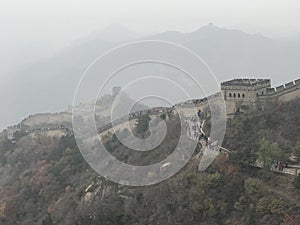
[259,79,300,101]
[220,78,300,114]
[221,78,271,103]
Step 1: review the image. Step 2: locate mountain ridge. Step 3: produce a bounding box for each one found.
[2,24,300,130]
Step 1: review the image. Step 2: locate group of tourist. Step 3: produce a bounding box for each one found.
[274,161,288,171]
[185,109,221,152]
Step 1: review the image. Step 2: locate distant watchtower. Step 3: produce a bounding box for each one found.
[112,86,122,97]
[221,78,271,103]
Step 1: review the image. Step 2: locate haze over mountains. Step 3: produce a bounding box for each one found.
[2,23,300,130]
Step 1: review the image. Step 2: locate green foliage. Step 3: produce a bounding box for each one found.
[294,142,300,157]
[191,201,202,213]
[0,137,14,152]
[192,173,222,195]
[256,196,284,215]
[13,130,28,141]
[60,134,77,150]
[160,113,166,120]
[104,133,121,153]
[204,173,222,189]
[234,196,247,211]
[135,114,151,137]
[189,173,232,221]
[47,146,64,162]
[1,98,300,225]
[242,177,286,218]
[49,161,67,184]
[229,146,257,165]
[48,134,87,185]
[224,99,300,168]
[244,178,261,198]
[258,139,282,169]
[46,134,77,162]
[75,196,132,225]
[41,213,53,225]
[293,175,300,189]
[0,138,14,165]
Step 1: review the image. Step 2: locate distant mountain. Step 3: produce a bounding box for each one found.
[88,24,138,43]
[2,23,300,130]
[145,30,186,42]
[148,23,300,82]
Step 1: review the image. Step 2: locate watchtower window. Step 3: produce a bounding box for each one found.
[229,93,232,97]
[262,91,264,95]
[233,93,236,98]
[242,93,245,98]
[238,93,240,98]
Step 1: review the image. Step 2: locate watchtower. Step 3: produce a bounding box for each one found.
[221,78,271,103]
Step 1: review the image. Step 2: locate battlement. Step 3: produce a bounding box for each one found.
[260,78,300,98]
[178,77,299,115]
[221,78,271,91]
[221,77,300,106]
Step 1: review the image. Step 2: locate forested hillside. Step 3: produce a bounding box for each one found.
[0,99,300,225]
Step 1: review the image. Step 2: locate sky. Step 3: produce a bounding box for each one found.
[1,0,300,77]
[1,0,300,78]
[1,0,300,130]
[1,0,300,37]
[0,1,299,40]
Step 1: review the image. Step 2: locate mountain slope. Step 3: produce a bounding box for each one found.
[0,98,300,225]
[2,24,300,130]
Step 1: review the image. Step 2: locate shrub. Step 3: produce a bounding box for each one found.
[293,175,300,189]
[256,196,284,215]
[160,113,166,120]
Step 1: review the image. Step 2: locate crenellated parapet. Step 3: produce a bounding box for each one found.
[221,78,271,91]
[260,78,300,99]
[221,78,271,102]
[220,77,300,114]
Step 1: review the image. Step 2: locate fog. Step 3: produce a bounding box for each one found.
[1,0,300,130]
[2,0,300,77]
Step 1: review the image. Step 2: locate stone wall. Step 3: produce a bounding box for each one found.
[221,79,271,90]
[21,112,72,129]
[221,78,300,114]
[221,78,271,103]
[222,88,257,102]
[259,79,300,101]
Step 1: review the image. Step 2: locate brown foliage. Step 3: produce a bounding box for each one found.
[213,153,239,176]
[283,214,300,225]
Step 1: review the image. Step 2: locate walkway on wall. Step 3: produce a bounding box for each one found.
[185,116,229,172]
[185,116,300,176]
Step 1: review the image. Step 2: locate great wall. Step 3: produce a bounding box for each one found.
[174,77,300,116]
[1,77,299,182]
[221,78,300,113]
[4,77,300,140]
